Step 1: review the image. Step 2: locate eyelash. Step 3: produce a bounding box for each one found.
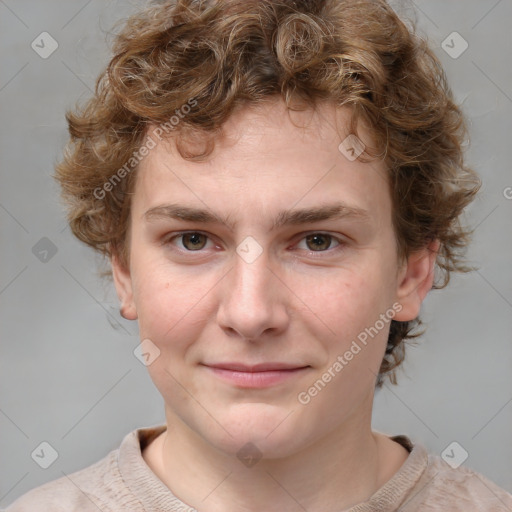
[163,231,346,257]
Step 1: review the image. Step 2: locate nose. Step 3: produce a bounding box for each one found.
[216,250,289,341]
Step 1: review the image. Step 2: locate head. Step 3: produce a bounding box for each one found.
[55,0,479,457]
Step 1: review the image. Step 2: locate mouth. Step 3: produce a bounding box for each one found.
[200,362,311,388]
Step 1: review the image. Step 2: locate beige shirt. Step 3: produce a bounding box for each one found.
[5,425,512,511]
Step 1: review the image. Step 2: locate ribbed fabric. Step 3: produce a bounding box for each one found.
[5,425,512,511]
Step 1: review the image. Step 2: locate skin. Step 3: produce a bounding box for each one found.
[112,98,437,512]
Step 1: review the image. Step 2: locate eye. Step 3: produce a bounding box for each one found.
[296,233,341,252]
[164,231,344,255]
[167,232,213,251]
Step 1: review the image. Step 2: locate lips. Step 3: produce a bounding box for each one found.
[201,362,310,388]
[204,362,308,372]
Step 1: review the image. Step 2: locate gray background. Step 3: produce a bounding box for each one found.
[1,0,511,506]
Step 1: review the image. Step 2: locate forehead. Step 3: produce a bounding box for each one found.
[132,100,390,226]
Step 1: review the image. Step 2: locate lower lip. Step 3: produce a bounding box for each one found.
[205,366,309,388]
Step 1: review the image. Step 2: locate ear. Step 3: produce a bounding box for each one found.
[393,239,440,322]
[111,253,138,320]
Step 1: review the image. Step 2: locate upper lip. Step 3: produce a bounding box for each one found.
[202,362,309,372]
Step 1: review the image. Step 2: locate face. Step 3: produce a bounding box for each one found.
[113,99,435,459]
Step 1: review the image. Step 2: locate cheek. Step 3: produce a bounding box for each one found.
[294,264,396,392]
[293,271,393,420]
[132,266,214,400]
[131,261,213,348]
[292,266,389,339]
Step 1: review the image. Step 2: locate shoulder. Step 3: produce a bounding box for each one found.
[410,453,512,511]
[384,435,512,511]
[4,450,120,512]
[2,426,161,512]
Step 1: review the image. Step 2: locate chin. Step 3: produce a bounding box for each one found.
[202,402,312,460]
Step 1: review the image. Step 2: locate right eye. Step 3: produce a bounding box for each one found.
[165,232,213,252]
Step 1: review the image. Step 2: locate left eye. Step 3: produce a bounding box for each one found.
[296,233,341,252]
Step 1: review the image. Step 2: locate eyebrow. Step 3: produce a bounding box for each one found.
[143,202,371,231]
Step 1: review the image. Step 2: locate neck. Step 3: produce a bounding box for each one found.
[143,395,407,511]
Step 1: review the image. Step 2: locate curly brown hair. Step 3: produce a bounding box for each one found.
[55,0,480,387]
